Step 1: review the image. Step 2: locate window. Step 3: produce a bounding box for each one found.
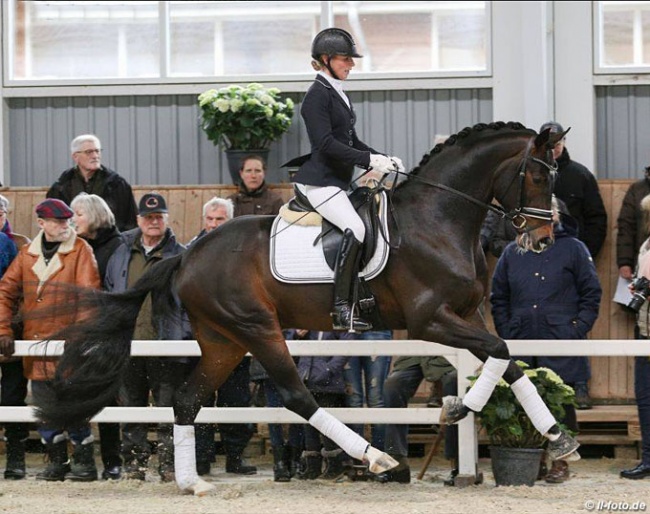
[595,1,650,73]
[5,1,489,85]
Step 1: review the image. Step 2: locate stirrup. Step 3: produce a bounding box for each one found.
[331,303,372,333]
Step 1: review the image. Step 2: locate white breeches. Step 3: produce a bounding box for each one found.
[296,184,365,243]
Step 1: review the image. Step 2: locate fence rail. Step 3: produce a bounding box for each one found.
[3,339,648,477]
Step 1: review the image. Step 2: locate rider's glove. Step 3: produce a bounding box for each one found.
[369,154,394,175]
[389,156,405,173]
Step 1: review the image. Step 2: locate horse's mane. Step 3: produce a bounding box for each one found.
[409,121,534,177]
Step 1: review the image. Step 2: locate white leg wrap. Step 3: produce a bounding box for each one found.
[173,424,214,496]
[463,357,510,412]
[510,375,556,435]
[308,408,368,460]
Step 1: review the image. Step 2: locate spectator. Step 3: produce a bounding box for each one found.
[620,193,650,480]
[70,192,124,480]
[490,198,602,483]
[382,356,457,484]
[540,121,606,409]
[227,154,284,217]
[480,208,518,259]
[0,194,31,250]
[47,134,138,232]
[105,192,191,482]
[616,166,650,280]
[297,331,349,480]
[0,198,101,482]
[344,330,392,452]
[540,121,608,259]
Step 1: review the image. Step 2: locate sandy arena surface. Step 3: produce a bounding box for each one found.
[0,453,648,514]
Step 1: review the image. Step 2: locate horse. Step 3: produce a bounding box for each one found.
[34,121,572,495]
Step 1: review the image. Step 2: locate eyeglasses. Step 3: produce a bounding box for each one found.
[76,149,102,156]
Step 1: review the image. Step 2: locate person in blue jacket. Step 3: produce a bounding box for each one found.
[490,197,602,484]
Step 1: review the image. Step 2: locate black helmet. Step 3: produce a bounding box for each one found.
[311,28,362,60]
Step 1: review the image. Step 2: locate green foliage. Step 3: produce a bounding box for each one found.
[469,361,576,448]
[198,83,295,150]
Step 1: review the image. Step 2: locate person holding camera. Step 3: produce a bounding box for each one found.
[620,194,650,480]
[490,197,602,484]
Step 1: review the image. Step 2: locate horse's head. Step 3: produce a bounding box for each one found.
[498,126,568,253]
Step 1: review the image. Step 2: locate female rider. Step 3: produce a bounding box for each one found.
[291,27,403,332]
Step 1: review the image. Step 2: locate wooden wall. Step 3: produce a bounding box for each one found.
[0,180,640,402]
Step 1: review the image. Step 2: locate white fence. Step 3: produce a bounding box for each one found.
[3,339,649,477]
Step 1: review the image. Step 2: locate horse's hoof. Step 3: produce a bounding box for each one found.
[181,478,215,496]
[439,396,467,425]
[364,446,399,474]
[546,431,580,462]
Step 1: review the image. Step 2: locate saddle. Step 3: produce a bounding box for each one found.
[289,185,380,271]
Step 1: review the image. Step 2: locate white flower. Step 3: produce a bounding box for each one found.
[214,99,230,113]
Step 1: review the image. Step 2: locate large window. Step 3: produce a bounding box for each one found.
[5,1,489,85]
[595,1,650,73]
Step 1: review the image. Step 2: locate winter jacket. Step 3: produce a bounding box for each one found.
[297,331,348,394]
[104,227,191,344]
[616,178,650,270]
[291,74,379,190]
[479,209,518,258]
[490,220,602,383]
[0,231,100,380]
[84,225,123,283]
[227,181,284,217]
[553,148,608,258]
[47,166,138,232]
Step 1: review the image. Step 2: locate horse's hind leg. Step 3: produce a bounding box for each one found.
[172,327,247,496]
[243,330,398,474]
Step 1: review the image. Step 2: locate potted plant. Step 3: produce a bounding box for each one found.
[468,361,576,486]
[198,83,295,183]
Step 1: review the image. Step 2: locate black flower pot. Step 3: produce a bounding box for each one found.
[489,446,544,487]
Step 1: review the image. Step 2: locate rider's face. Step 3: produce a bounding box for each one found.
[323,55,355,80]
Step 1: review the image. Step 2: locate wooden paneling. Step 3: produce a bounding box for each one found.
[0,180,641,401]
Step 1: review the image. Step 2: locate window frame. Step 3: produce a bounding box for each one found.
[1,0,493,93]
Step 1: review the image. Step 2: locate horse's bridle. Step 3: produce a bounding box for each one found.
[384,138,557,231]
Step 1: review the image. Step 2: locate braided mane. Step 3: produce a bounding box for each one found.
[410,121,533,176]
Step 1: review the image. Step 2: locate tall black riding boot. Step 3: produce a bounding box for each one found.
[285,445,302,478]
[4,437,26,480]
[36,438,70,482]
[331,229,372,332]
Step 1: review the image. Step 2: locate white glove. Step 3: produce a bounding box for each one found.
[369,154,394,174]
[390,156,405,173]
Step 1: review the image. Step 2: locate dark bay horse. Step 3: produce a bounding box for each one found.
[35,121,571,495]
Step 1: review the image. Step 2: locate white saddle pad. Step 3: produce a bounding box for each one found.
[269,192,390,284]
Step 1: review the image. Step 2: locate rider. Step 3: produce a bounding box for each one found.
[291,27,404,332]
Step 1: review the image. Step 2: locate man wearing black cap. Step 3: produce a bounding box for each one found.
[0,198,101,482]
[540,121,607,412]
[540,121,607,260]
[104,192,191,482]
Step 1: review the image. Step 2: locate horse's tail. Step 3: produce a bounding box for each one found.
[33,253,184,429]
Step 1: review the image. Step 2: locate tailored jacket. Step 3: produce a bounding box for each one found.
[291,74,379,190]
[47,166,138,232]
[227,181,284,217]
[616,178,650,270]
[553,149,608,258]
[490,220,602,383]
[0,231,100,380]
[104,227,191,344]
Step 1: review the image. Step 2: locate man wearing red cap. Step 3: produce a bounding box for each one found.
[0,198,100,482]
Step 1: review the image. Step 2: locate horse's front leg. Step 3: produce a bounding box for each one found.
[173,338,247,496]
[250,335,399,474]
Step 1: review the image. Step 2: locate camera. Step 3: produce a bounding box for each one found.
[627,276,650,312]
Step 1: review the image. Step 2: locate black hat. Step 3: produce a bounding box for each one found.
[138,193,168,216]
[539,121,564,134]
[311,28,362,60]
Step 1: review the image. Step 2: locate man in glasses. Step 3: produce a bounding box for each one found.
[46,134,138,232]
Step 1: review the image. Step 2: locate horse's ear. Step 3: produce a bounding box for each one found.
[534,126,571,150]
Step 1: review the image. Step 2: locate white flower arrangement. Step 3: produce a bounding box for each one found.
[198,83,295,151]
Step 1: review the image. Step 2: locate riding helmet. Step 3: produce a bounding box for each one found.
[311,28,362,60]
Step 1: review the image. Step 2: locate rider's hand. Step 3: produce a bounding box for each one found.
[389,156,405,173]
[0,335,15,358]
[369,154,394,175]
